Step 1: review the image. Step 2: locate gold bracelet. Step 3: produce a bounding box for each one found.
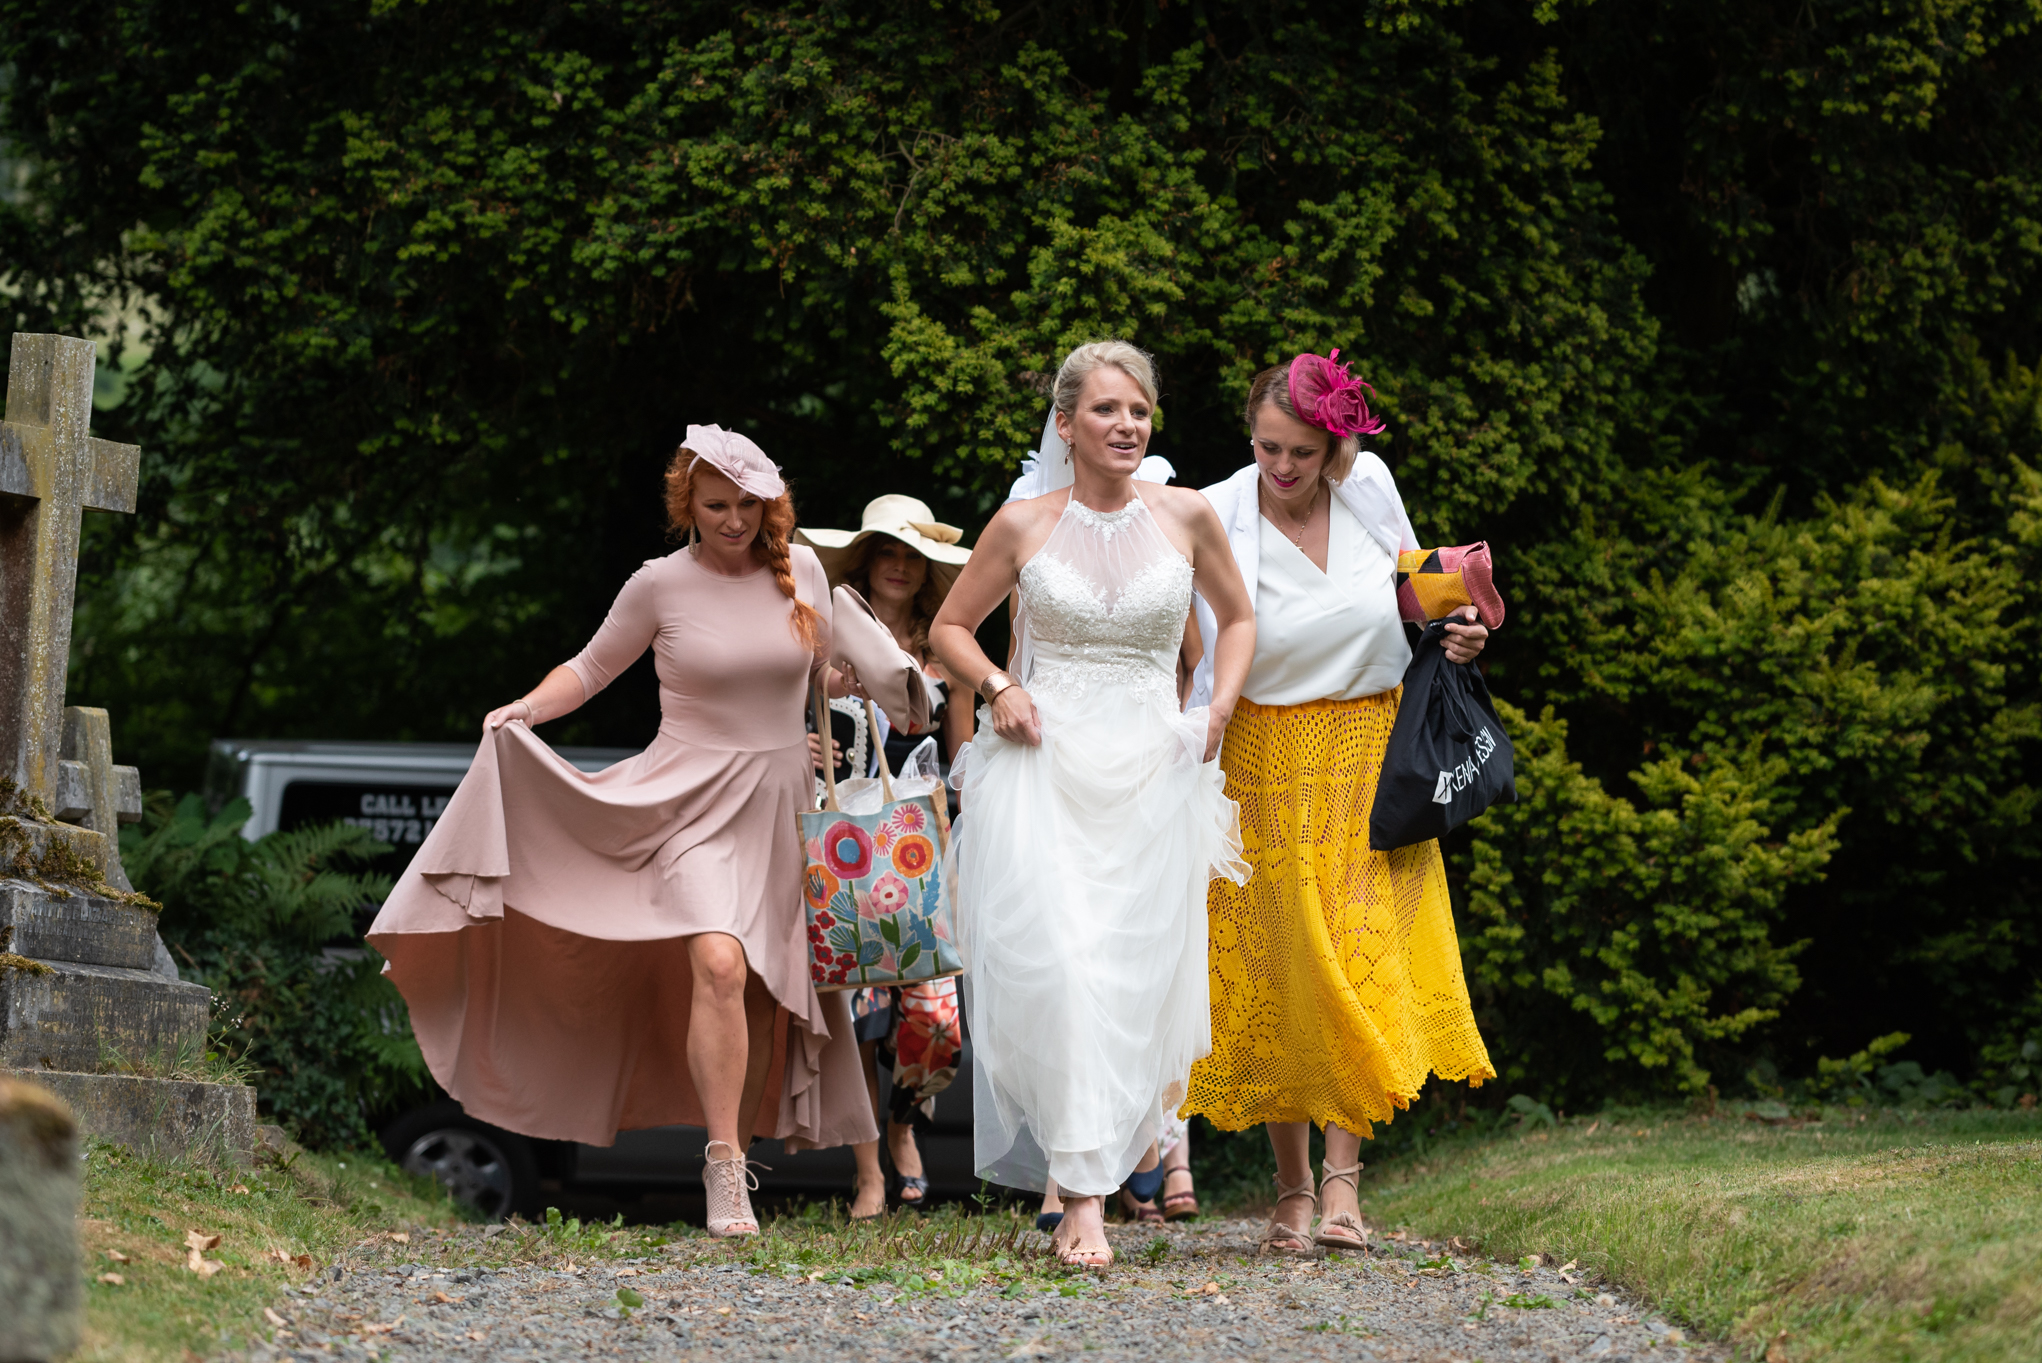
[978,670,1017,705]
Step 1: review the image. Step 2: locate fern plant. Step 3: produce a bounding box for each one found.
[121,795,429,1149]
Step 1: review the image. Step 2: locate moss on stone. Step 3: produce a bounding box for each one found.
[0,776,56,823]
[0,816,160,912]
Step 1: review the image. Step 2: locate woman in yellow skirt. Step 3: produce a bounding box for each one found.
[1184,351,1496,1256]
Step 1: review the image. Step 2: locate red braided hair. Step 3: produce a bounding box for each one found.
[664,447,823,651]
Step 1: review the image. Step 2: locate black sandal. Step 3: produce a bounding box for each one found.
[890,1173,929,1207]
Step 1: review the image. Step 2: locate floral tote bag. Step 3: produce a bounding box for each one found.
[801,691,963,992]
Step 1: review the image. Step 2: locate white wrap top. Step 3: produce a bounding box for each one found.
[1241,495,1409,705]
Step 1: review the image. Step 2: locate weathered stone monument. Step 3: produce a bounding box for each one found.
[0,332,253,1163]
[0,1076,82,1362]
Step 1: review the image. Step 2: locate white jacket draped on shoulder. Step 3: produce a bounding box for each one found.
[1188,454,1422,711]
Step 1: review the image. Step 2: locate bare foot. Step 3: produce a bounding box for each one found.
[850,1174,885,1220]
[1051,1194,1113,1271]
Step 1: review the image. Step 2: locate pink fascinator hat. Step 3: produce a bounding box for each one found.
[1287,349,1386,439]
[684,424,786,500]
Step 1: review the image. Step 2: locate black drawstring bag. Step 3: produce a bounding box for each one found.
[1368,619,1517,851]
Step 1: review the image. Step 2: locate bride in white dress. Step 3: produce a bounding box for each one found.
[931,341,1256,1269]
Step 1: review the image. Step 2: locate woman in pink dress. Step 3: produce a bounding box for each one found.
[369,426,877,1238]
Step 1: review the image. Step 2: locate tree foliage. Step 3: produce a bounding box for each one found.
[5,0,2040,1103]
[1467,703,1838,1099]
[1,0,1658,761]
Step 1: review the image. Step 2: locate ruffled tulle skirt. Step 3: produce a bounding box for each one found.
[948,683,1246,1196]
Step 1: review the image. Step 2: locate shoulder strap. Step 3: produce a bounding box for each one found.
[812,682,839,812]
[863,697,896,805]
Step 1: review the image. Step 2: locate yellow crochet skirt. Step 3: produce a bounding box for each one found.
[1184,691,1494,1135]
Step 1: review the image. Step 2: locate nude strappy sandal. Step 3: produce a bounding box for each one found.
[1056,1233,1115,1272]
[702,1140,762,1239]
[1257,1173,1318,1259]
[1313,1160,1368,1251]
[1051,1195,1114,1272]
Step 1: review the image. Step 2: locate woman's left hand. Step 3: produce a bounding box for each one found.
[483,699,532,732]
[828,663,870,700]
[1203,708,1230,763]
[1441,606,1490,665]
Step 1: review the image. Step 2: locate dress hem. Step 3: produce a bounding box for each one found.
[1181,1063,1495,1137]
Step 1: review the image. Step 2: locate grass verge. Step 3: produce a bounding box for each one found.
[75,1139,464,1362]
[1360,1108,2042,1362]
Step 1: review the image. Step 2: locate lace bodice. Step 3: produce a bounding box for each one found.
[1016,494,1193,707]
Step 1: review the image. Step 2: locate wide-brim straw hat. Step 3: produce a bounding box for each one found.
[795,494,972,596]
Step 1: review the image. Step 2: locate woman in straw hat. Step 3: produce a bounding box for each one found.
[370,426,878,1240]
[798,495,975,1218]
[1182,352,1495,1257]
[799,495,976,777]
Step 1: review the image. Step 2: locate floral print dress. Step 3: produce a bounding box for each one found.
[851,977,963,1123]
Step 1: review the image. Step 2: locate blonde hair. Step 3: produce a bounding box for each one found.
[1245,363,1362,483]
[1052,340,1160,421]
[663,448,823,651]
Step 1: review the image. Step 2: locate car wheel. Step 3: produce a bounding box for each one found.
[381,1101,538,1221]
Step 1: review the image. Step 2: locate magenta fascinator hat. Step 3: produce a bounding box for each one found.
[684,423,786,500]
[1287,348,1386,439]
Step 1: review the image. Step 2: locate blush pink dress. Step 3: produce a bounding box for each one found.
[368,544,878,1151]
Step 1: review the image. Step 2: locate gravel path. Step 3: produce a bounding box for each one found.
[239,1216,1725,1362]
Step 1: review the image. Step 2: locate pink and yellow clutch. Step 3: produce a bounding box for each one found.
[1396,541,1505,628]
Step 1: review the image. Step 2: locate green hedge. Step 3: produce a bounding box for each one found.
[7,0,2038,1109]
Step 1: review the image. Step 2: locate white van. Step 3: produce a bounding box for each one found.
[205,738,978,1219]
[206,738,634,877]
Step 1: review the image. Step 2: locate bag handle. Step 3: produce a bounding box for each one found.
[1425,619,1480,742]
[813,681,841,813]
[862,697,896,806]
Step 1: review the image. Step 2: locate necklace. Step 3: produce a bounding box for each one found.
[1263,482,1321,547]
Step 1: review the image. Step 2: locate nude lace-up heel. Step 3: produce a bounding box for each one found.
[1257,1172,1317,1259]
[702,1140,761,1239]
[1313,1160,1367,1251]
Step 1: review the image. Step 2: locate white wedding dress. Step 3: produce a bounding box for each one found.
[949,490,1247,1196]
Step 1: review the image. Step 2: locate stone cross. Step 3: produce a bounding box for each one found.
[0,333,143,884]
[0,337,239,1159]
